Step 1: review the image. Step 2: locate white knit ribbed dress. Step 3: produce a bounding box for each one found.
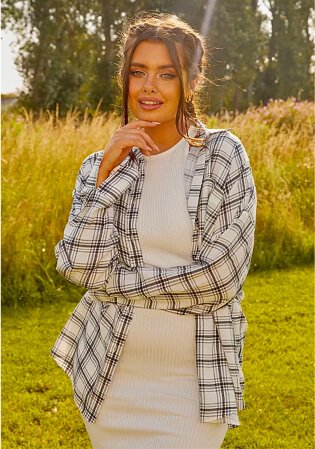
[83,134,229,449]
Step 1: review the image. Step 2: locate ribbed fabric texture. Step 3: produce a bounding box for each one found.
[83,132,228,448]
[83,308,228,449]
[137,136,193,268]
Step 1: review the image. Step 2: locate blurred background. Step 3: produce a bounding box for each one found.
[2,0,314,304]
[2,0,314,115]
[1,2,314,448]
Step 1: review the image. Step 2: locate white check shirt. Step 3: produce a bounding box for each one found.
[51,120,257,430]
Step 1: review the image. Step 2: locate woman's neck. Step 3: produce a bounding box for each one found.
[143,118,190,153]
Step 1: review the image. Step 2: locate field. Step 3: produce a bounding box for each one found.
[2,266,313,448]
[2,98,314,306]
[2,98,314,447]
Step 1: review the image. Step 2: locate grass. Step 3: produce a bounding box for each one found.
[2,265,314,448]
[2,99,314,306]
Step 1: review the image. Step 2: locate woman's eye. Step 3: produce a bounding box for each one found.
[129,70,144,76]
[129,70,176,79]
[160,73,176,79]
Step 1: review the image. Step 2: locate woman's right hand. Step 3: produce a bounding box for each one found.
[96,120,161,187]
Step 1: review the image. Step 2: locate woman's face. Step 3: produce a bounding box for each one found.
[128,40,188,125]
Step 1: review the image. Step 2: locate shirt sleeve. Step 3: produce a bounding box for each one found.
[55,152,140,289]
[105,139,257,310]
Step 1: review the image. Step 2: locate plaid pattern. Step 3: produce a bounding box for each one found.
[51,120,257,430]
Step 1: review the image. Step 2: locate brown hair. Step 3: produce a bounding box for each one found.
[115,12,210,158]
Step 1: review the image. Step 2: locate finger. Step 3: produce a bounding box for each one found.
[133,137,155,155]
[137,129,160,152]
[120,133,155,154]
[127,129,159,152]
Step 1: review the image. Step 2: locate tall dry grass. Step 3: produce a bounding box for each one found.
[206,98,314,270]
[2,98,314,306]
[2,108,121,306]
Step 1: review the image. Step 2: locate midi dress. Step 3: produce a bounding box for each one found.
[82,135,229,448]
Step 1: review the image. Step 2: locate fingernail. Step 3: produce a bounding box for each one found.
[155,145,160,152]
[153,122,161,124]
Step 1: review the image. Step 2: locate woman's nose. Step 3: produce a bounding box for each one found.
[144,85,156,92]
[143,75,157,92]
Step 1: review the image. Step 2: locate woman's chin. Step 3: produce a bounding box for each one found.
[133,112,161,122]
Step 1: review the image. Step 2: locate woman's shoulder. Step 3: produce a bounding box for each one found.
[195,119,245,153]
[202,128,251,187]
[204,128,249,162]
[204,127,243,148]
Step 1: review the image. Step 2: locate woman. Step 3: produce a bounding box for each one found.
[51,12,257,449]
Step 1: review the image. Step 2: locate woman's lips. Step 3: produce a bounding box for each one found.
[138,101,163,110]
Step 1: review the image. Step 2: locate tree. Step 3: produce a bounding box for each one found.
[3,0,99,116]
[2,0,313,115]
[204,0,266,113]
[256,0,314,103]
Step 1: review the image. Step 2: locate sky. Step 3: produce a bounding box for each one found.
[1,29,24,94]
[0,2,273,95]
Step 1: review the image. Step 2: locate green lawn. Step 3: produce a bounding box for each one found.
[2,266,314,448]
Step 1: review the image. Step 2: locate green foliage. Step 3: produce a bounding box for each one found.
[206,0,267,113]
[17,2,96,116]
[2,0,314,115]
[2,266,313,448]
[256,0,314,103]
[1,99,314,307]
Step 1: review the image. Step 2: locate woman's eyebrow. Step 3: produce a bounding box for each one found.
[130,62,176,69]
